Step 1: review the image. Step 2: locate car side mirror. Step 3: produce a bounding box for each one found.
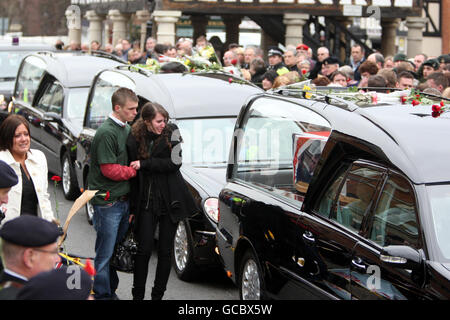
[380,245,422,270]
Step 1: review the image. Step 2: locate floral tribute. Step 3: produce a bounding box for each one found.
[135,45,222,74]
[431,101,450,118]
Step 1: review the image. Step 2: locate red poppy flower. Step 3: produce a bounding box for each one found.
[301,69,307,75]
[228,77,233,84]
[411,100,420,106]
[441,101,445,107]
[229,70,234,74]
[231,59,238,65]
[104,191,110,201]
[432,104,442,113]
[84,259,96,276]
[400,96,407,104]
[51,175,62,182]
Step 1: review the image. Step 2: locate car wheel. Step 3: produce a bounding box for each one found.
[61,152,80,200]
[173,220,198,281]
[239,250,263,300]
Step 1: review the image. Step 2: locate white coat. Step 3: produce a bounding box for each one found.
[0,149,55,224]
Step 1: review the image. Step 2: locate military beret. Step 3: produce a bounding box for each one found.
[0,215,62,247]
[323,56,340,65]
[267,47,284,57]
[438,54,450,64]
[393,53,407,62]
[0,160,18,189]
[16,266,93,300]
[423,58,440,70]
[296,44,309,51]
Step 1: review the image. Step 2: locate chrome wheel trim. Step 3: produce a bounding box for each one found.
[241,258,261,300]
[62,158,71,195]
[174,221,188,272]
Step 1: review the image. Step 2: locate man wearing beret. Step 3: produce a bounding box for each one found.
[0,160,19,223]
[266,46,289,76]
[322,57,340,79]
[0,215,62,300]
[422,58,440,80]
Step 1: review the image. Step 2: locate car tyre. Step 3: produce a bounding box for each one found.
[61,152,80,200]
[239,250,263,300]
[173,220,198,281]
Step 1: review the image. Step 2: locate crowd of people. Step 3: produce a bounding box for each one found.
[55,36,450,98]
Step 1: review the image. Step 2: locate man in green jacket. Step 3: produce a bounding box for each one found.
[88,87,138,300]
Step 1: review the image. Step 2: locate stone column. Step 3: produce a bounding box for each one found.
[222,15,242,49]
[283,13,309,47]
[65,6,81,47]
[85,10,104,46]
[191,15,209,44]
[380,18,400,58]
[108,9,130,46]
[152,10,182,45]
[405,17,428,58]
[136,10,151,52]
[261,30,278,62]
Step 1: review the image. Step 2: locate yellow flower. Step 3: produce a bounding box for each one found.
[303,85,312,99]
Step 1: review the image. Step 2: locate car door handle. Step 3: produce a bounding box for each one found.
[302,231,315,244]
[351,257,366,272]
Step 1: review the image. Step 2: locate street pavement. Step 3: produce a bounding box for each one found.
[49,175,238,300]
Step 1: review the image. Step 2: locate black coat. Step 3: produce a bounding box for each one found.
[0,271,26,300]
[126,123,199,225]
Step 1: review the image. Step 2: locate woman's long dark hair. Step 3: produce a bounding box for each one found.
[0,114,30,151]
[131,102,170,160]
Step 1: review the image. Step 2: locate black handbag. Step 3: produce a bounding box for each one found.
[110,224,138,273]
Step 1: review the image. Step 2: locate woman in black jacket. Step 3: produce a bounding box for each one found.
[127,102,197,300]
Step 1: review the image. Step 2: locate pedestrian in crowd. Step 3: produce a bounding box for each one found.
[426,72,449,94]
[393,53,408,68]
[296,44,316,70]
[104,43,114,54]
[414,53,427,72]
[272,75,291,89]
[368,75,387,88]
[144,37,157,60]
[357,60,379,87]
[384,56,395,69]
[126,102,197,300]
[312,75,331,86]
[437,54,450,71]
[297,59,311,75]
[249,57,267,86]
[350,44,366,81]
[0,160,18,221]
[421,58,440,80]
[339,65,357,86]
[330,71,348,87]
[377,68,398,88]
[223,50,238,67]
[128,49,146,64]
[243,46,262,70]
[284,48,299,72]
[0,115,55,224]
[121,39,132,61]
[267,46,289,76]
[261,70,278,91]
[396,71,415,90]
[0,215,62,300]
[91,40,100,52]
[16,265,93,300]
[87,87,138,300]
[321,56,340,79]
[367,52,384,71]
[309,46,329,79]
[113,43,123,58]
[68,40,80,51]
[177,38,193,56]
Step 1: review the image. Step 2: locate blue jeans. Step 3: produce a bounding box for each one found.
[92,200,130,300]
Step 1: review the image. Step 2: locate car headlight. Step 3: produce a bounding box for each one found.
[204,197,219,223]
